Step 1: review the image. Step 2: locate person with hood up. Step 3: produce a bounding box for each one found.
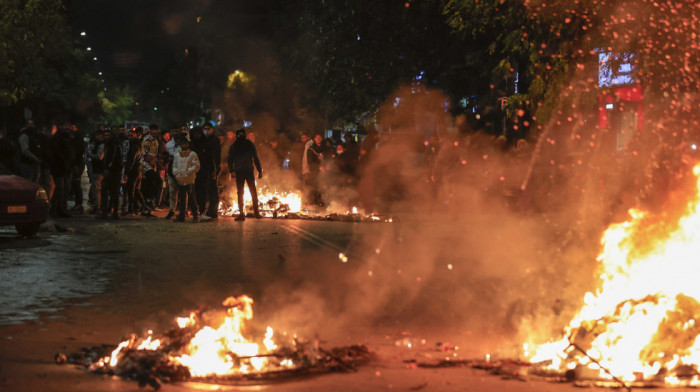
[227,128,262,221]
[172,135,200,223]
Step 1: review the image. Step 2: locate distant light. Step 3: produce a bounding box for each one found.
[98,72,102,75]
[93,57,97,61]
[80,31,86,36]
[692,144,698,151]
[243,120,252,127]
[86,47,91,51]
[475,114,481,120]
[356,34,361,41]
[154,107,158,111]
[605,103,614,110]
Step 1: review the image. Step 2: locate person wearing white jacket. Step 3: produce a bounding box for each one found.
[172,137,201,222]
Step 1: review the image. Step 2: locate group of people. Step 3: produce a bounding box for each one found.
[1,118,533,221]
[1,121,265,223]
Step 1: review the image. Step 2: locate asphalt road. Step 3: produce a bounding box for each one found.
[0,213,684,392]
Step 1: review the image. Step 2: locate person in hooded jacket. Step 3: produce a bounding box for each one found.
[227,128,262,221]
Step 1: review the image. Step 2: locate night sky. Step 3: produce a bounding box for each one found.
[64,0,277,86]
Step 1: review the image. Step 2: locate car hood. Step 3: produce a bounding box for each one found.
[0,175,40,201]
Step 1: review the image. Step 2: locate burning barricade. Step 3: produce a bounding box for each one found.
[56,295,374,389]
[218,185,393,222]
[524,165,700,388]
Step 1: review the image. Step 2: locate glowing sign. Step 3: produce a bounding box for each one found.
[598,52,636,87]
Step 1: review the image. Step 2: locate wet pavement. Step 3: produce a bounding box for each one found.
[0,211,680,392]
[0,227,122,325]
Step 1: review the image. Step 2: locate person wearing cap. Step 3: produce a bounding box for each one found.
[227,128,263,221]
[172,135,201,222]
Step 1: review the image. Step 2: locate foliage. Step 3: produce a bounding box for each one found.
[98,86,136,127]
[0,0,99,109]
[279,0,471,125]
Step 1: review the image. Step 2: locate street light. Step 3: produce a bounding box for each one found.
[80,31,86,36]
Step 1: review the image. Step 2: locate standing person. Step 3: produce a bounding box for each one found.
[227,128,263,221]
[37,125,53,195]
[96,130,123,220]
[140,124,161,216]
[122,128,144,216]
[86,130,105,214]
[306,134,324,206]
[17,120,41,182]
[163,128,181,219]
[172,136,200,223]
[199,123,222,221]
[69,124,86,214]
[289,133,309,181]
[189,126,207,214]
[48,124,75,218]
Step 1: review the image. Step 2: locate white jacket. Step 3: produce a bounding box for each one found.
[172,150,200,185]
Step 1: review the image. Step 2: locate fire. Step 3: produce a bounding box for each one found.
[104,295,294,378]
[528,164,700,385]
[219,186,303,217]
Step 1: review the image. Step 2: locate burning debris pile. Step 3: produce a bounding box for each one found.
[524,165,700,388]
[218,186,393,222]
[55,295,374,390]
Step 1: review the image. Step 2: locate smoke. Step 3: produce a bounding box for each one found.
[208,0,700,357]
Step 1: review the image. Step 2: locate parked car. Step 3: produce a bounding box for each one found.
[0,174,50,237]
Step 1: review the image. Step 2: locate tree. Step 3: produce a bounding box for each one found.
[0,0,101,129]
[279,0,473,126]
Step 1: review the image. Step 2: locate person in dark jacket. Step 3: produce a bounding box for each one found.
[122,128,144,215]
[198,123,222,220]
[96,130,123,220]
[48,124,75,218]
[228,128,263,221]
[69,124,86,213]
[17,120,41,182]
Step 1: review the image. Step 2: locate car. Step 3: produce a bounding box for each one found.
[0,174,50,237]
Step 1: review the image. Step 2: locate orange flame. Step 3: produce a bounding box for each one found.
[108,295,294,377]
[528,164,700,385]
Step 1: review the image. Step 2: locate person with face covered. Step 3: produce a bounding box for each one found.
[227,128,262,221]
[197,123,222,220]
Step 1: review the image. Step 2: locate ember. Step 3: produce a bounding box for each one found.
[526,165,700,387]
[57,295,374,389]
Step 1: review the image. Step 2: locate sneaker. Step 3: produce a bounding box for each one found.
[71,205,84,214]
[87,206,99,215]
[141,210,156,218]
[200,214,212,221]
[191,216,200,223]
[254,214,263,219]
[234,215,245,222]
[164,210,175,219]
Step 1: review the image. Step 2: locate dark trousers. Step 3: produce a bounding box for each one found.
[196,172,219,216]
[123,170,144,212]
[51,174,71,215]
[177,184,198,218]
[89,173,103,208]
[100,172,121,215]
[142,169,162,206]
[236,171,259,216]
[71,166,84,206]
